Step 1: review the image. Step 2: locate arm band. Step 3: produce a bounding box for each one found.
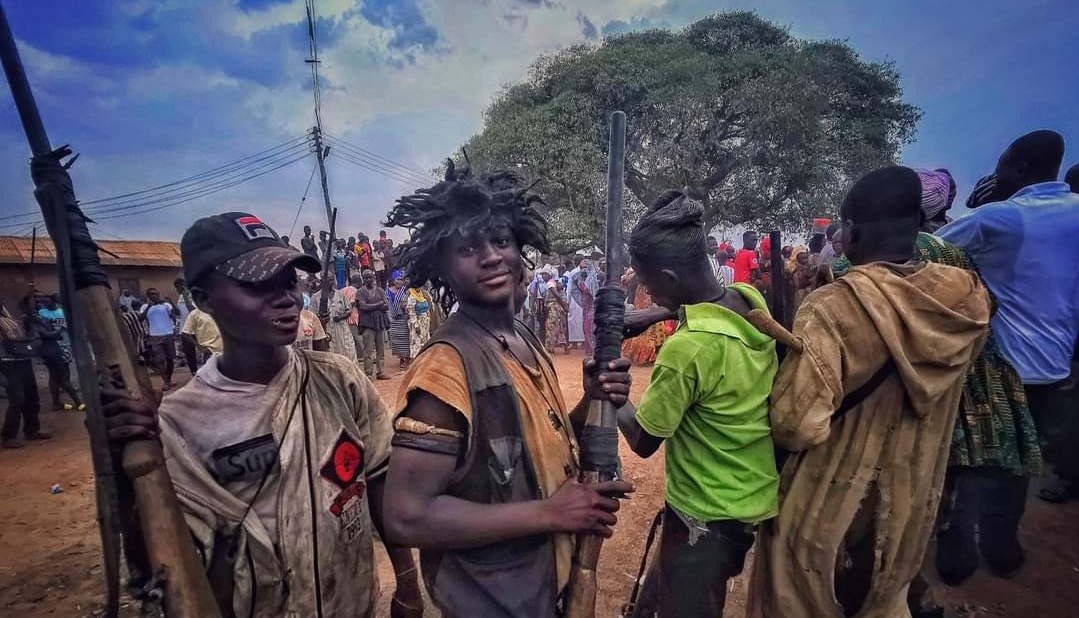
[392,416,465,456]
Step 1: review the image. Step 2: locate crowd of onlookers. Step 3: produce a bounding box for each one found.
[0,293,83,448]
[284,225,398,289]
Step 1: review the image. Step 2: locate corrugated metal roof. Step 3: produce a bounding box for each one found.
[0,235,181,267]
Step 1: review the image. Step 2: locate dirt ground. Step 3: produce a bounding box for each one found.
[1,350,1077,617]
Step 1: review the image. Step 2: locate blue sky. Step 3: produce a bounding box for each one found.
[1,0,1077,242]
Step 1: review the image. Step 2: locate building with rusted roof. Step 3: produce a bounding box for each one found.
[0,235,183,309]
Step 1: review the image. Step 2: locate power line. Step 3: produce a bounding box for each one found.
[289,162,319,238]
[89,224,124,241]
[322,132,434,180]
[332,153,425,187]
[0,134,313,223]
[321,135,434,185]
[80,140,313,213]
[80,134,312,206]
[0,146,312,228]
[0,151,312,230]
[324,142,433,186]
[91,152,312,222]
[6,224,35,237]
[80,146,313,218]
[329,150,428,187]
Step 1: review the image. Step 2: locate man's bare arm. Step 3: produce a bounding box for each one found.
[383,392,632,550]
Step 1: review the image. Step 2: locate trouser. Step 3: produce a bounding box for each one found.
[180,334,201,371]
[1027,382,1079,484]
[936,466,1028,582]
[634,504,754,618]
[1,359,41,440]
[148,334,175,385]
[376,269,389,288]
[835,484,880,616]
[360,326,385,377]
[348,323,364,362]
[43,354,80,407]
[335,267,347,289]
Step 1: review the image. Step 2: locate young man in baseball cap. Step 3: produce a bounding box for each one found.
[102,212,423,618]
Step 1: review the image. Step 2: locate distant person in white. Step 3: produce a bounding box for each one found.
[140,287,179,390]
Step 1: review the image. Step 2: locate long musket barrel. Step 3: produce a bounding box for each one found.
[0,5,222,616]
[564,110,627,618]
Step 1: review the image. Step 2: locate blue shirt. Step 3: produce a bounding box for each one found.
[937,182,1079,384]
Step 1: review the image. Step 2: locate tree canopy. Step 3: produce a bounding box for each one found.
[458,11,921,253]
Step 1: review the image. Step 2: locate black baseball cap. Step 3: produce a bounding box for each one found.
[181,212,321,285]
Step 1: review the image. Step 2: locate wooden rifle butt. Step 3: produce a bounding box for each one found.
[563,467,604,618]
[79,286,223,618]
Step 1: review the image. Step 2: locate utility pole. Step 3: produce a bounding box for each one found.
[312,126,333,232]
[304,0,334,237]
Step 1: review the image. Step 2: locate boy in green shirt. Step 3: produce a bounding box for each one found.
[618,190,779,618]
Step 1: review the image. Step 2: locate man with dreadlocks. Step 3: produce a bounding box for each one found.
[381,161,635,618]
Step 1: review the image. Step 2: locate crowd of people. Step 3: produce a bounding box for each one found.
[613,129,1079,618]
[519,256,606,356]
[0,293,84,448]
[2,127,1076,618]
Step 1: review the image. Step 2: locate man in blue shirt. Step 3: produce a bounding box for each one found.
[938,129,1079,503]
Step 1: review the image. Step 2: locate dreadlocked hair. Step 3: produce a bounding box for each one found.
[628,190,708,268]
[384,158,550,306]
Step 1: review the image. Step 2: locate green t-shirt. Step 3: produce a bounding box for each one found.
[635,284,779,523]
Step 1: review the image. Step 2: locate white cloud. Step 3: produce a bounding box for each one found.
[1,0,700,242]
[228,0,356,40]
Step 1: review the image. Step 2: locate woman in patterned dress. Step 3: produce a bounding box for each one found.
[542,273,569,353]
[620,269,671,366]
[404,286,431,360]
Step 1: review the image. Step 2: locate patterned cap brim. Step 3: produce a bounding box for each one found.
[216,246,322,283]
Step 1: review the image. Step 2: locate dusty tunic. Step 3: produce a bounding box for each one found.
[159,349,392,618]
[747,262,989,618]
[312,289,358,362]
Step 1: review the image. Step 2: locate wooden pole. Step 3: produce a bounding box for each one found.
[0,5,221,617]
[312,126,334,234]
[29,225,36,287]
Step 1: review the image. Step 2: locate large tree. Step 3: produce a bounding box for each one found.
[459,12,921,251]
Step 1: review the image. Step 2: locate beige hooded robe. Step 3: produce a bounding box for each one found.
[747,262,990,618]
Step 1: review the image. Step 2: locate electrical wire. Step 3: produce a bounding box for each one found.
[324,141,433,186]
[80,146,314,217]
[90,152,312,222]
[322,132,434,180]
[321,136,434,185]
[0,134,313,223]
[79,140,313,213]
[1,151,312,230]
[328,150,428,187]
[289,163,319,238]
[80,134,312,206]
